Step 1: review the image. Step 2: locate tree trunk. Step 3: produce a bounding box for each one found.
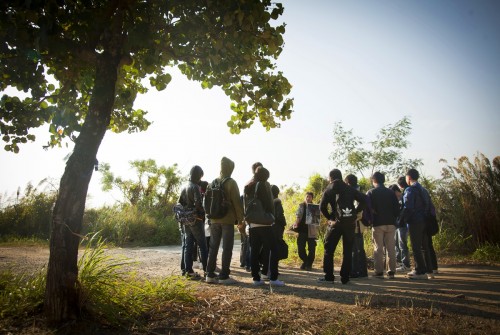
[44,52,120,323]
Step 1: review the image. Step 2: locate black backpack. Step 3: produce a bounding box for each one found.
[335,188,357,224]
[203,177,231,219]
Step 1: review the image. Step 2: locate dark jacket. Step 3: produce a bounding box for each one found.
[319,179,366,221]
[366,184,400,227]
[211,157,244,225]
[401,182,430,224]
[243,168,274,216]
[273,198,286,228]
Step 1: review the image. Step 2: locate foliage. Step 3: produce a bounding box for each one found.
[0,181,56,239]
[438,153,500,247]
[0,0,293,152]
[77,233,194,327]
[0,269,46,319]
[471,243,500,263]
[330,116,422,179]
[83,205,179,246]
[99,159,183,213]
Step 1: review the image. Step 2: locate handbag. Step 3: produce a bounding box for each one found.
[245,182,274,225]
[173,204,198,226]
[277,238,288,260]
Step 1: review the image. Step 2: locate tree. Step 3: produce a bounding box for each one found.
[100,159,182,213]
[330,116,422,179]
[1,0,293,322]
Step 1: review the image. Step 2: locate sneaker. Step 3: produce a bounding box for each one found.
[396,265,408,272]
[427,272,435,279]
[205,275,218,284]
[270,279,285,286]
[341,277,349,284]
[372,272,384,278]
[317,277,334,283]
[253,280,265,286]
[387,271,395,279]
[261,274,270,281]
[407,270,428,280]
[219,277,237,285]
[186,272,201,280]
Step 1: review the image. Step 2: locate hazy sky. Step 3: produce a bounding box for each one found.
[1,0,499,207]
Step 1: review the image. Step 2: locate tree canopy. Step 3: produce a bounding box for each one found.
[330,116,422,179]
[1,0,293,153]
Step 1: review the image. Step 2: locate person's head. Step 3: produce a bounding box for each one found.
[397,176,409,189]
[254,166,270,182]
[252,162,263,174]
[344,174,358,187]
[305,192,314,203]
[189,165,204,183]
[371,171,385,185]
[271,185,280,199]
[406,168,419,185]
[199,180,209,195]
[329,169,342,182]
[389,184,402,201]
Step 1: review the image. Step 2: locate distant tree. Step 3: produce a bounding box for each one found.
[330,116,422,179]
[99,159,182,213]
[0,0,293,322]
[304,173,328,203]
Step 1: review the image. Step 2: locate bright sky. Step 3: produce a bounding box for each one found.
[1,0,499,207]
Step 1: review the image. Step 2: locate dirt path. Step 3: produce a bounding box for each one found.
[1,243,499,321]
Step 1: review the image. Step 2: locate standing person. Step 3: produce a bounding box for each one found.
[366,172,400,279]
[319,169,366,284]
[395,176,411,272]
[178,165,208,278]
[244,167,284,286]
[240,163,262,271]
[345,174,370,279]
[292,192,318,271]
[205,157,244,284]
[400,168,432,280]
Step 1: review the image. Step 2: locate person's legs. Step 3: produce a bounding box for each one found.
[340,222,355,282]
[191,220,208,272]
[250,227,264,281]
[297,232,307,269]
[383,225,397,274]
[240,233,248,267]
[219,223,234,279]
[398,226,411,268]
[206,223,222,277]
[372,226,385,274]
[322,225,341,280]
[408,222,428,275]
[179,224,186,275]
[306,238,317,269]
[184,226,195,274]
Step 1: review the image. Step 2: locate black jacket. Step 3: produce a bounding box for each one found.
[366,184,400,227]
[319,179,366,221]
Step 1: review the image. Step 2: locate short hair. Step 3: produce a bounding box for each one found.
[306,191,314,198]
[344,174,358,187]
[371,171,385,184]
[388,184,401,193]
[397,176,408,189]
[271,185,280,198]
[406,168,419,181]
[329,169,342,181]
[252,162,263,173]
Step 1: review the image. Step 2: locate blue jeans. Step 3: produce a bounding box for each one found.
[207,223,234,279]
[184,220,208,273]
[323,221,355,280]
[179,223,186,275]
[396,226,411,268]
[350,232,367,277]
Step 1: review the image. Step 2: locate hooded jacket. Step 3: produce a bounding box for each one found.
[319,179,366,221]
[211,157,244,225]
[178,165,204,215]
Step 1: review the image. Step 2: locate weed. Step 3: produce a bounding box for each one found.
[0,269,46,318]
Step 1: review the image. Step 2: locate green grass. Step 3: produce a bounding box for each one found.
[0,269,46,319]
[0,235,48,247]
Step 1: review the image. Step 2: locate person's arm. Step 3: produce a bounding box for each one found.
[354,189,366,214]
[230,180,245,224]
[319,189,334,220]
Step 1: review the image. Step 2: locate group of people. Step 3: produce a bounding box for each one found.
[176,156,438,287]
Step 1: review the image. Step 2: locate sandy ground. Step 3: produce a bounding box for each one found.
[1,242,499,321]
